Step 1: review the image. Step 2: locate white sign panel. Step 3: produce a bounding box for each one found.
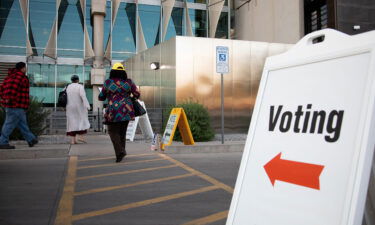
[227,29,375,225]
[216,46,229,74]
[126,101,153,141]
[162,114,177,144]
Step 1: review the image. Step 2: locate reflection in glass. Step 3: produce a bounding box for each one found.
[0,0,26,55]
[139,4,161,49]
[215,12,228,38]
[187,0,206,4]
[57,65,83,88]
[165,8,184,41]
[85,0,92,44]
[189,9,207,37]
[28,64,56,104]
[103,0,111,57]
[112,3,136,60]
[29,0,55,56]
[57,0,84,57]
[84,65,92,104]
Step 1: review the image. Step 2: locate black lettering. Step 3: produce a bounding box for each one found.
[294,106,303,132]
[269,105,282,131]
[280,112,293,132]
[302,104,312,133]
[310,111,326,134]
[325,110,344,142]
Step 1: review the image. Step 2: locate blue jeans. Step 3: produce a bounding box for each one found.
[0,108,36,145]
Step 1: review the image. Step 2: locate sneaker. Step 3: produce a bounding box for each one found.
[0,144,15,149]
[28,139,38,147]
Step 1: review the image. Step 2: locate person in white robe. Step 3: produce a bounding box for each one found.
[66,75,91,144]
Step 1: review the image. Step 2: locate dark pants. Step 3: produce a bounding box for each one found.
[107,121,129,157]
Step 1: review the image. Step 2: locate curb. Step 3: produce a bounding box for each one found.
[161,142,245,154]
[0,145,70,160]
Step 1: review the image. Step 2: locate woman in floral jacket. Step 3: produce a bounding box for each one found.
[98,63,140,162]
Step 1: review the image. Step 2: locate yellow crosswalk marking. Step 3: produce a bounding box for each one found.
[76,164,178,181]
[54,156,77,225]
[77,158,164,170]
[74,173,194,196]
[159,154,234,193]
[72,186,220,221]
[181,210,229,225]
[77,153,155,162]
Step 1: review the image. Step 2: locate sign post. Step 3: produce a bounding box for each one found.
[216,46,229,144]
[227,29,375,225]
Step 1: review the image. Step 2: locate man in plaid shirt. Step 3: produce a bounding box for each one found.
[0,62,38,149]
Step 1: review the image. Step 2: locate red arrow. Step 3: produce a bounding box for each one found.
[264,153,324,190]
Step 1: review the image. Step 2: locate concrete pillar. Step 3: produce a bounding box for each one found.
[91,0,106,112]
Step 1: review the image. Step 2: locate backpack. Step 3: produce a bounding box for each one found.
[57,84,69,107]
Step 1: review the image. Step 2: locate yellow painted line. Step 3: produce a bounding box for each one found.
[78,153,155,162]
[54,156,77,225]
[77,158,165,170]
[74,173,194,196]
[72,185,219,221]
[159,154,234,194]
[181,210,229,225]
[76,164,178,181]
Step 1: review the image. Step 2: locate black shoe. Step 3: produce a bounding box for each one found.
[0,144,15,149]
[28,139,38,147]
[116,152,125,163]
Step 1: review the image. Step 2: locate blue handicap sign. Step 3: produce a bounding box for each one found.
[219,54,226,61]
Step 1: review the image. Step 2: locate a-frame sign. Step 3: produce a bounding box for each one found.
[161,108,195,150]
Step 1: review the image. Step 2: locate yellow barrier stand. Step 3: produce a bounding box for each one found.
[161,108,195,150]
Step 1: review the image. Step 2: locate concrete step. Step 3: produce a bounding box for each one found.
[159,141,245,154]
[0,144,70,160]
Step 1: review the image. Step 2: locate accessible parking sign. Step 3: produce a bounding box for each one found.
[227,29,375,225]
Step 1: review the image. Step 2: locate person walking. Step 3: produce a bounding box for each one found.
[66,75,91,144]
[0,62,38,149]
[99,63,140,163]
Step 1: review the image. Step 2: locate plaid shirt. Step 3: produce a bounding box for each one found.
[0,68,30,109]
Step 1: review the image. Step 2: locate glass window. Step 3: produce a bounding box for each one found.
[165,8,184,41]
[112,2,136,60]
[215,12,228,38]
[85,0,92,44]
[187,0,206,4]
[28,63,56,104]
[29,0,56,56]
[57,64,84,88]
[0,0,26,55]
[84,65,93,104]
[189,9,207,37]
[104,0,111,55]
[138,4,161,49]
[57,0,84,57]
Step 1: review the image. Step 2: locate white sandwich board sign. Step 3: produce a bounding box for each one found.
[226,29,375,225]
[126,100,154,141]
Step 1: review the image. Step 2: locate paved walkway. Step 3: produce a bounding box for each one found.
[0,134,244,225]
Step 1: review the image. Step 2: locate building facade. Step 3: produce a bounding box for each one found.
[0,0,231,108]
[234,0,375,44]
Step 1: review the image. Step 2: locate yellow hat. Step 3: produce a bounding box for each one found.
[112,62,125,71]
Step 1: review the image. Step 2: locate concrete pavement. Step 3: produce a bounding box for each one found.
[0,134,244,225]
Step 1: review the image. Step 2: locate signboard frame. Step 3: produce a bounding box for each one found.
[161,108,194,150]
[126,100,153,141]
[227,29,375,225]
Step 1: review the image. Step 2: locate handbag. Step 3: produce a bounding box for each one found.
[57,84,69,107]
[132,97,146,117]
